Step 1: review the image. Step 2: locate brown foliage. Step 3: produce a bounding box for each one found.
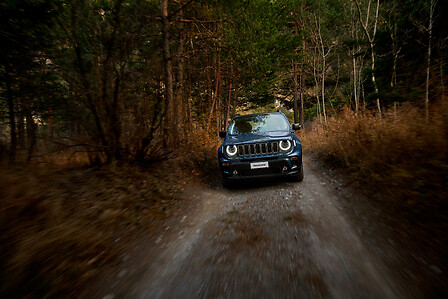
[0,123,221,297]
[181,127,221,182]
[0,162,187,297]
[301,103,448,223]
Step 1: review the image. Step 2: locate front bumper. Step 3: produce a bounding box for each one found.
[219,154,302,181]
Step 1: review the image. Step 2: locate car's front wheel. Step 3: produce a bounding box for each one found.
[221,176,232,188]
[292,164,304,182]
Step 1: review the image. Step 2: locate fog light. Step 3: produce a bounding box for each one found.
[233,170,238,175]
[282,166,288,172]
[222,162,229,167]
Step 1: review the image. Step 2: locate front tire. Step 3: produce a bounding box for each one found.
[293,164,304,182]
[221,176,232,188]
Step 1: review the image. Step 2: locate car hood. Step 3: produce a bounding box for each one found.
[223,131,292,145]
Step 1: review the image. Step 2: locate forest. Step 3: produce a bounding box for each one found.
[1,0,446,162]
[0,0,447,297]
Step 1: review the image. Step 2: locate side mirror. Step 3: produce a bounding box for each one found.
[219,131,227,138]
[292,123,301,130]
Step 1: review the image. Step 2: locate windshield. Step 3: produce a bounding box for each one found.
[228,114,290,135]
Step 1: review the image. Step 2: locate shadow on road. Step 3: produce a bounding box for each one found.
[221,177,292,191]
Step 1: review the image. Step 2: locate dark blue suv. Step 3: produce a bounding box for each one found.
[218,111,303,187]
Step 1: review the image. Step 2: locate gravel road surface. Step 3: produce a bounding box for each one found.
[98,157,430,299]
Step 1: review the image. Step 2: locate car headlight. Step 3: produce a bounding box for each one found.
[225,145,238,157]
[279,140,292,152]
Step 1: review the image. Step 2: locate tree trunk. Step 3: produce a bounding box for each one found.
[176,3,185,131]
[48,108,54,138]
[161,0,176,145]
[206,60,212,126]
[26,109,36,162]
[322,52,327,123]
[315,13,330,123]
[425,0,436,120]
[186,60,192,125]
[111,75,122,160]
[208,49,220,129]
[390,19,400,88]
[293,21,299,124]
[300,45,305,128]
[5,69,16,162]
[441,53,445,103]
[225,59,233,128]
[350,2,360,114]
[313,53,322,122]
[216,55,221,132]
[317,16,328,123]
[215,52,221,132]
[17,101,25,149]
[293,60,299,124]
[370,45,381,115]
[71,5,108,149]
[353,56,359,114]
[353,0,381,116]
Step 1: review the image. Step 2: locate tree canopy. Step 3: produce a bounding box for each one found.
[1,0,446,162]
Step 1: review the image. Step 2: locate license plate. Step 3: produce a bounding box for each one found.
[250,161,269,169]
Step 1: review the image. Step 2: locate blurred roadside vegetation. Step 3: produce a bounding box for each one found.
[0,127,219,297]
[301,103,448,276]
[303,104,448,205]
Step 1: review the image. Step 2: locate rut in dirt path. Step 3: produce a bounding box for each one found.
[107,157,411,299]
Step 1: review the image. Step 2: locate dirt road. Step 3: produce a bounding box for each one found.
[97,157,433,298]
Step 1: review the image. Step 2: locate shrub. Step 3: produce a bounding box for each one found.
[302,103,448,209]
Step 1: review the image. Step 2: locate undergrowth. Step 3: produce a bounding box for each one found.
[301,103,448,261]
[302,104,448,205]
[181,128,221,184]
[0,129,220,298]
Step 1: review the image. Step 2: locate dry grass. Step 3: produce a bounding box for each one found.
[0,160,192,297]
[301,103,448,257]
[302,104,448,204]
[0,126,221,298]
[181,127,221,183]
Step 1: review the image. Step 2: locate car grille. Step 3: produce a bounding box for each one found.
[237,141,279,157]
